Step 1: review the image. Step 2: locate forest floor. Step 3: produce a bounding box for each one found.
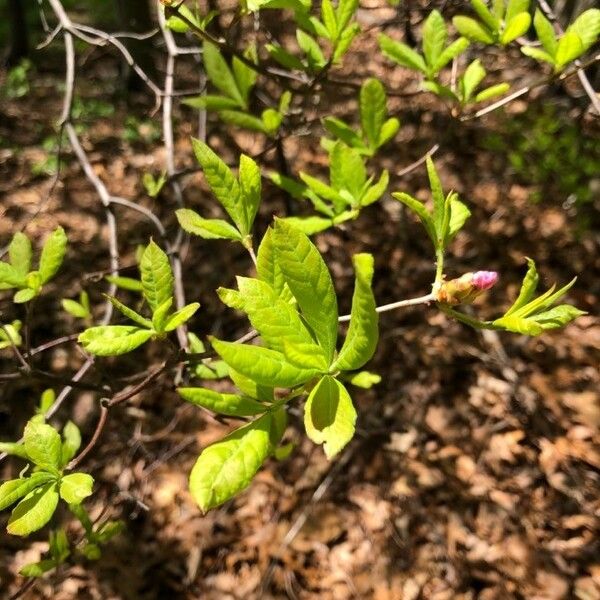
[1,3,600,598]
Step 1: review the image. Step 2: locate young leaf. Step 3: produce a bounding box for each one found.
[39,226,67,284]
[178,387,267,416]
[360,78,386,149]
[329,142,366,199]
[0,262,26,287]
[0,473,55,511]
[569,9,600,51]
[452,16,495,44]
[221,277,326,366]
[474,82,510,103]
[256,227,290,299]
[62,299,89,319]
[59,473,93,505]
[78,326,153,356]
[332,23,360,63]
[211,338,319,387]
[346,370,381,388]
[506,0,529,22]
[7,482,60,536]
[163,303,200,332]
[230,369,274,402]
[202,41,245,107]
[422,10,447,69]
[432,37,470,72]
[272,220,338,362]
[336,0,359,33]
[333,254,378,371]
[105,275,143,292]
[555,30,583,68]
[191,139,246,233]
[296,30,327,70]
[24,421,62,472]
[183,94,243,111]
[304,375,356,459]
[392,192,436,246]
[188,413,272,512]
[448,197,471,239]
[461,59,486,102]
[360,170,389,206]
[533,9,557,57]
[9,232,32,276]
[140,241,173,313]
[323,116,366,150]
[378,34,428,73]
[176,209,242,241]
[471,0,499,31]
[219,110,270,134]
[501,12,531,44]
[14,288,36,304]
[107,295,153,328]
[232,46,258,106]
[504,258,538,316]
[239,154,261,234]
[151,297,174,333]
[321,0,338,40]
[60,421,81,467]
[426,157,445,241]
[520,46,555,65]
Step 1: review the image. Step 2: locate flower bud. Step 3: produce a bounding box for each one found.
[434,271,499,305]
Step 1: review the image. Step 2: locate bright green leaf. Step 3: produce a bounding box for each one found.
[7,482,59,536]
[9,232,32,276]
[360,78,386,149]
[0,473,55,511]
[78,325,153,356]
[39,227,67,284]
[140,241,173,312]
[176,209,243,241]
[178,387,267,416]
[202,40,245,107]
[24,421,62,472]
[59,473,93,505]
[164,302,200,332]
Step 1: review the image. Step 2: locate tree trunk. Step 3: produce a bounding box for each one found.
[5,0,29,67]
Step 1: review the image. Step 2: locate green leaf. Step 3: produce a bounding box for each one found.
[377,117,400,147]
[422,10,447,69]
[461,59,486,102]
[304,376,356,458]
[0,442,28,459]
[183,94,243,111]
[189,413,272,511]
[261,108,283,135]
[59,473,93,505]
[164,303,200,332]
[360,170,389,206]
[62,298,89,319]
[569,9,600,51]
[219,110,270,134]
[60,421,81,467]
[432,37,470,72]
[392,192,436,246]
[533,9,557,57]
[9,232,32,275]
[256,227,291,299]
[333,254,378,371]
[520,46,556,65]
[346,370,381,388]
[191,138,246,233]
[232,46,258,106]
[378,34,427,73]
[7,482,59,536]
[105,275,143,292]
[336,0,359,32]
[330,142,366,200]
[107,295,152,328]
[300,171,345,206]
[39,227,67,284]
[14,288,36,304]
[266,43,305,71]
[78,325,153,356]
[20,559,57,578]
[296,30,327,70]
[176,209,242,241]
[452,16,495,43]
[221,277,327,367]
[471,0,499,31]
[164,3,201,32]
[0,473,55,511]
[322,116,364,150]
[230,369,274,402]
[239,154,261,234]
[272,220,338,362]
[140,241,173,313]
[501,12,531,44]
[321,0,338,40]
[24,421,62,472]
[0,262,26,287]
[426,157,445,242]
[202,40,245,107]
[493,314,543,335]
[178,387,267,416]
[332,23,360,63]
[448,196,471,239]
[506,0,529,22]
[555,30,584,68]
[423,80,458,101]
[504,258,538,316]
[151,297,173,333]
[282,216,334,236]
[360,78,386,149]
[211,338,319,387]
[474,82,510,102]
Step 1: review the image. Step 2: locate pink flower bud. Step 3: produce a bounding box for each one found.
[434,271,499,305]
[472,271,499,291]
